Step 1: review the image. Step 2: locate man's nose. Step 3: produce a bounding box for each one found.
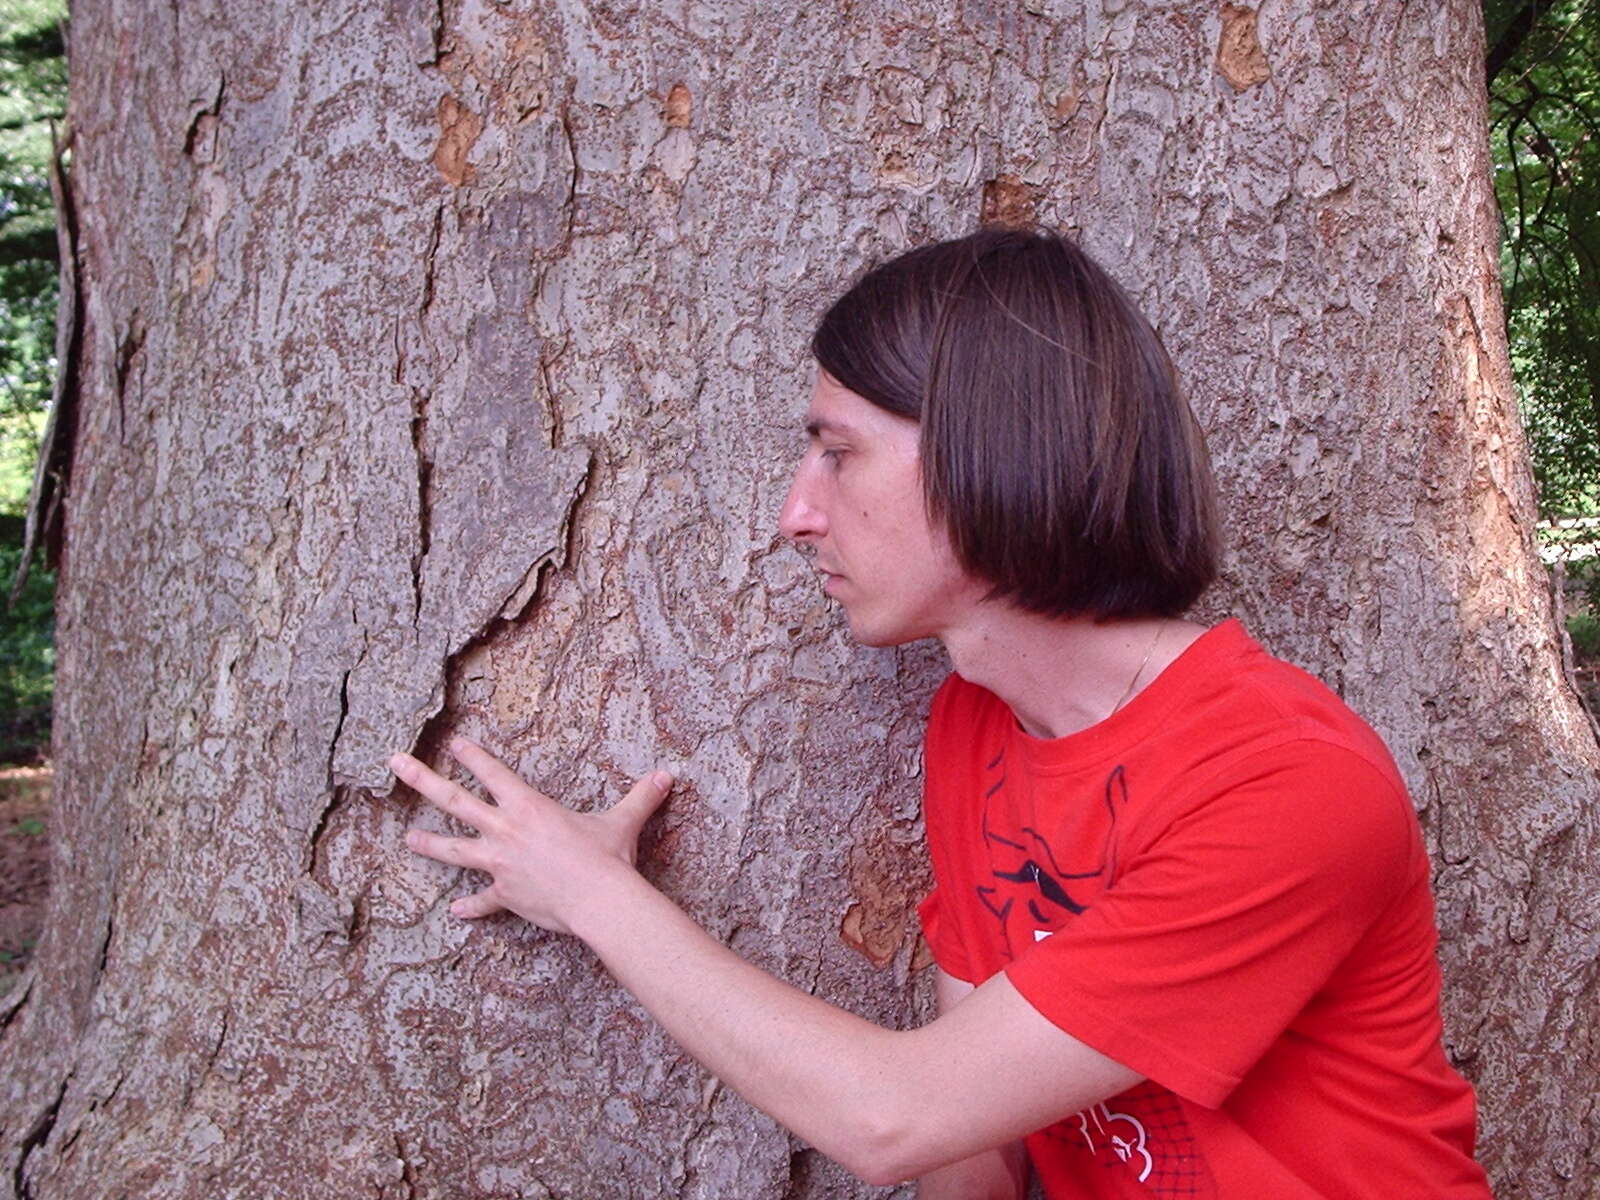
[778,470,825,543]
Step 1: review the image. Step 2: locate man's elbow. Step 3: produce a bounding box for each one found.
[829,1111,944,1188]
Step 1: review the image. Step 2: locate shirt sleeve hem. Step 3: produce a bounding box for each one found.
[916,890,979,984]
[1003,959,1239,1109]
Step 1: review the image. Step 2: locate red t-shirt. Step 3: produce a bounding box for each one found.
[917,620,1491,1199]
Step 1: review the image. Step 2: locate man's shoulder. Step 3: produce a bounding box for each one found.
[1191,633,1407,795]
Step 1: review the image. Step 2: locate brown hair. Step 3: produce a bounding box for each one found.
[810,227,1218,620]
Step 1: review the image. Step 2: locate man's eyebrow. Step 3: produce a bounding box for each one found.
[804,417,855,439]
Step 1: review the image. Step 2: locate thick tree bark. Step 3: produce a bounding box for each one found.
[3,1,1595,1198]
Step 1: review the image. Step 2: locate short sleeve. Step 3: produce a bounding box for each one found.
[1003,742,1421,1108]
[916,673,992,986]
[916,887,978,984]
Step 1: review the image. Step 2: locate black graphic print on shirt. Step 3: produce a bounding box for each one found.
[976,756,1129,945]
[973,749,1217,1198]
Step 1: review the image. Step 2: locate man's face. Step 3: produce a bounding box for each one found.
[778,372,986,646]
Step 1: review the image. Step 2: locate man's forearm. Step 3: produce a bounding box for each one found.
[396,744,1137,1182]
[570,864,921,1184]
[917,1143,1028,1200]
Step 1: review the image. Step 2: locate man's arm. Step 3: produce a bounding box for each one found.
[915,970,1029,1199]
[393,741,1141,1186]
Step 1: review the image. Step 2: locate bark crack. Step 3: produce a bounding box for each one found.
[328,668,353,789]
[310,618,370,872]
[558,107,578,245]
[414,0,448,68]
[537,337,565,450]
[112,315,146,443]
[182,74,226,157]
[410,204,445,626]
[180,1005,230,1107]
[393,1130,418,1200]
[410,411,433,626]
[92,907,114,986]
[0,971,32,1041]
[12,1074,68,1200]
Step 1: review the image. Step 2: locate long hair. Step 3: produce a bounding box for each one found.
[810,228,1218,619]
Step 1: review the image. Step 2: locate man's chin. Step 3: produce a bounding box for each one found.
[843,612,925,649]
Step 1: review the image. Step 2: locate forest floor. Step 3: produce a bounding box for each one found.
[1,763,50,997]
[1572,656,1600,714]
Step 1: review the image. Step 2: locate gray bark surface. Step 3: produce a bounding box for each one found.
[2,1,1594,1197]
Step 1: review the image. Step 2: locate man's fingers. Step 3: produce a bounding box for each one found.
[450,889,505,919]
[610,769,675,837]
[447,736,546,808]
[405,828,486,870]
[390,750,502,831]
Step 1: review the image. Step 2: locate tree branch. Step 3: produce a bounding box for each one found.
[1486,1,1541,85]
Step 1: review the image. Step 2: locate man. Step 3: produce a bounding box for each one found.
[392,228,1491,1197]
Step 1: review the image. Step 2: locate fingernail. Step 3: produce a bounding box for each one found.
[653,770,675,789]
[405,830,421,848]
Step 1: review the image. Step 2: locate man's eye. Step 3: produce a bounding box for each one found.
[821,447,845,465]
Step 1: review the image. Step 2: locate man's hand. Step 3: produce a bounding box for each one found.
[391,736,674,935]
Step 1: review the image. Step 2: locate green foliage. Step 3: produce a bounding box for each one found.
[1566,549,1600,612]
[1568,610,1600,657]
[0,541,51,762]
[1485,0,1600,519]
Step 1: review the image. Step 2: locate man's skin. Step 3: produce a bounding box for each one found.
[395,370,1206,1188]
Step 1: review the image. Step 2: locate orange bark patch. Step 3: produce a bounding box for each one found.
[1217,4,1271,91]
[839,820,927,967]
[665,82,692,128]
[433,94,483,186]
[840,900,903,968]
[980,173,1037,228]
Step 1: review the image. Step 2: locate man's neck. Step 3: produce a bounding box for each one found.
[938,607,1210,740]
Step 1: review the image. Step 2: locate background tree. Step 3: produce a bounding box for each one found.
[2,2,1597,1198]
[0,0,64,762]
[1484,0,1600,520]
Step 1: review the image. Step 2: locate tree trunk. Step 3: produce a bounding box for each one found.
[3,1,1595,1197]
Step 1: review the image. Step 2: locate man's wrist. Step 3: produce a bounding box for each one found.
[562,856,659,946]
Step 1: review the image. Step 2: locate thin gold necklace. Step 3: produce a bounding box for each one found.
[1109,621,1165,718]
